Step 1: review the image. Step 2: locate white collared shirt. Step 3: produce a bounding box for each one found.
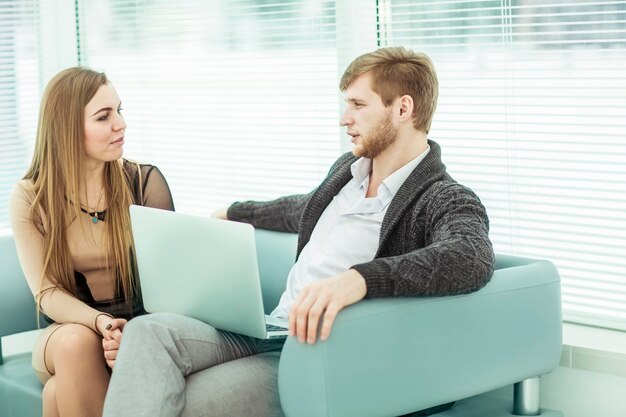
[271,146,430,318]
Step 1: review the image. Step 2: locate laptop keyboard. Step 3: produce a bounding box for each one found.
[266,323,288,332]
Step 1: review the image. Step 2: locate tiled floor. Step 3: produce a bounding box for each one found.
[432,395,563,417]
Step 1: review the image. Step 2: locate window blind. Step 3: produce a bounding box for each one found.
[0,0,40,232]
[77,0,342,215]
[379,0,626,330]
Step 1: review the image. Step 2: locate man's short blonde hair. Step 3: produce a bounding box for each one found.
[340,47,438,133]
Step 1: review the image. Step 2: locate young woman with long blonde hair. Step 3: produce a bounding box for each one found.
[9,67,174,417]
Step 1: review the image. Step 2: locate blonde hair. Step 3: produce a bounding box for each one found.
[24,67,137,315]
[340,46,439,133]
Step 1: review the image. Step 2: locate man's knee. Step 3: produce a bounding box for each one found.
[120,313,189,353]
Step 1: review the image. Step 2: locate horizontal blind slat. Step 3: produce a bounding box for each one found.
[384,0,626,330]
[0,0,39,230]
[80,0,342,217]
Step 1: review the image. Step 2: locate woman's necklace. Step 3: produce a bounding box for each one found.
[81,186,105,224]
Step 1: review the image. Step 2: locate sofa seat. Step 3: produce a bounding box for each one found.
[1,230,563,417]
[0,342,42,417]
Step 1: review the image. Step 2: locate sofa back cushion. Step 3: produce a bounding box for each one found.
[255,229,297,314]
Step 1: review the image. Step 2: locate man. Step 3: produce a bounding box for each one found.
[103,47,494,417]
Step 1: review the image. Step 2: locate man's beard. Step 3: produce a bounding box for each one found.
[353,112,398,159]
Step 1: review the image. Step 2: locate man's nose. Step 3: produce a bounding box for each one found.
[340,111,353,127]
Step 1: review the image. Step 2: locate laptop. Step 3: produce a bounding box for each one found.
[129,205,289,339]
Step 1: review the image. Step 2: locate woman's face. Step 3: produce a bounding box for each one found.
[83,83,126,165]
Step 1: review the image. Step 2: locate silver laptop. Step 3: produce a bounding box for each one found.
[129,205,289,339]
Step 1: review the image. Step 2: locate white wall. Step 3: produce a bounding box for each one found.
[490,325,626,417]
[540,367,626,417]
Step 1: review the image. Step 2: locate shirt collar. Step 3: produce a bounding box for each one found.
[383,145,430,197]
[350,157,372,186]
[349,145,431,199]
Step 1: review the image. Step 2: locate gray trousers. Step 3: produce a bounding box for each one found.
[102,313,285,417]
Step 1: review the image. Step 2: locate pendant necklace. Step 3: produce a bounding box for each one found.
[81,186,105,224]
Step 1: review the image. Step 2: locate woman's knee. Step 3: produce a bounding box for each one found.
[50,324,102,363]
[42,376,57,406]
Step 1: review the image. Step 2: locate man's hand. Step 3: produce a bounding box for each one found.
[289,269,366,344]
[101,318,127,369]
[211,207,229,220]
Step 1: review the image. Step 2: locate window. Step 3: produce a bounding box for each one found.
[379,0,626,330]
[77,0,342,214]
[0,0,40,231]
[2,0,625,331]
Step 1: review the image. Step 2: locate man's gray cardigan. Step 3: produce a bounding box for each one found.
[227,140,495,298]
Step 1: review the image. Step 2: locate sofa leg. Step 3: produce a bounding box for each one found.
[513,377,541,415]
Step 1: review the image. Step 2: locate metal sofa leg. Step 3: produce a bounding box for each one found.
[513,377,541,415]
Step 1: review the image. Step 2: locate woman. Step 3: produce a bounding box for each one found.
[9,67,174,417]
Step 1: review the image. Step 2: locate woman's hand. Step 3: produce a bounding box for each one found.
[98,318,127,369]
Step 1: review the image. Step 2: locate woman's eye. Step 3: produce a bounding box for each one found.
[98,113,109,121]
[117,107,124,114]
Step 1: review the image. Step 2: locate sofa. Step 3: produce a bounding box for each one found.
[1,229,563,417]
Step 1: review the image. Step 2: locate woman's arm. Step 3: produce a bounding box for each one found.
[9,182,112,334]
[139,165,175,211]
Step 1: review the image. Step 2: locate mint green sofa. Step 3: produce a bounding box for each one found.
[1,230,562,417]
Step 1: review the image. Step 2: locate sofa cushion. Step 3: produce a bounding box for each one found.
[0,351,42,417]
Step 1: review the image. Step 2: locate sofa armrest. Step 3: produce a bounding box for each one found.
[278,257,562,417]
[0,233,41,363]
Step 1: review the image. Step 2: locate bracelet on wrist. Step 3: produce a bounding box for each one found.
[94,312,114,336]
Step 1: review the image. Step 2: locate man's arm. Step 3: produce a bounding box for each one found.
[289,183,494,344]
[220,152,355,233]
[352,183,494,298]
[226,193,312,233]
[289,269,366,344]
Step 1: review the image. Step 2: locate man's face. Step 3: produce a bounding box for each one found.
[340,74,398,159]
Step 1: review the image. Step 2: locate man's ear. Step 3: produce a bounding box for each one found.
[397,95,414,122]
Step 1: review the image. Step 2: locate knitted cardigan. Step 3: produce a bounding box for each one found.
[227,140,495,298]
